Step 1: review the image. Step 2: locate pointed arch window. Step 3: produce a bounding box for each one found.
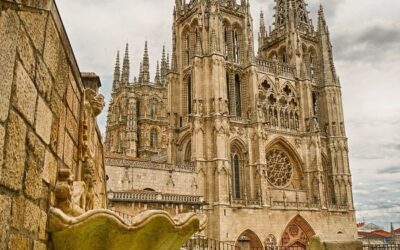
[232,154,241,199]
[150,99,157,119]
[184,142,191,163]
[235,74,242,116]
[226,72,231,114]
[136,99,141,118]
[150,129,158,149]
[184,34,190,66]
[188,77,193,115]
[224,27,229,58]
[232,29,240,63]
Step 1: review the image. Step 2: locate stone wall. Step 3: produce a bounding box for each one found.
[105,161,198,195]
[0,1,106,249]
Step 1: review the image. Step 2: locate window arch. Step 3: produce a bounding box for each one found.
[232,28,240,63]
[188,76,192,115]
[150,99,157,119]
[150,129,158,149]
[184,33,190,66]
[184,142,191,163]
[226,72,231,114]
[136,99,140,118]
[232,154,241,199]
[235,74,242,116]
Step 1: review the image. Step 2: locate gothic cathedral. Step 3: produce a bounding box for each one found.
[104,0,357,248]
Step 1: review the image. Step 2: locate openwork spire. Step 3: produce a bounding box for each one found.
[138,62,143,83]
[260,11,266,36]
[155,60,161,84]
[113,51,120,90]
[142,41,150,83]
[121,43,130,84]
[317,4,327,32]
[273,0,310,29]
[161,45,168,83]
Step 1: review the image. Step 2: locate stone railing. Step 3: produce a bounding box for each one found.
[229,116,249,124]
[271,200,320,210]
[105,157,196,172]
[328,204,349,211]
[256,58,296,78]
[108,191,204,205]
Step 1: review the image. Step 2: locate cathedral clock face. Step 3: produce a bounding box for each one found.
[266,149,293,187]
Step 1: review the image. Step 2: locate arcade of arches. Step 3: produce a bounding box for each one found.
[235,215,315,249]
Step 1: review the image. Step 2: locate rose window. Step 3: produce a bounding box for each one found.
[266,149,293,187]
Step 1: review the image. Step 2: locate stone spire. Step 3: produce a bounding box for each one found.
[317,4,338,85]
[317,4,327,32]
[160,45,167,83]
[273,0,310,30]
[142,41,150,83]
[155,60,161,84]
[121,43,130,84]
[259,11,266,39]
[138,62,143,83]
[175,0,181,13]
[166,53,170,70]
[112,51,120,91]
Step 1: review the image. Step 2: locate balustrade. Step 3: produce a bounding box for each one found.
[108,191,204,205]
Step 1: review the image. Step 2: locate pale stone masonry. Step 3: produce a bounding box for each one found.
[105,0,358,248]
[0,0,106,249]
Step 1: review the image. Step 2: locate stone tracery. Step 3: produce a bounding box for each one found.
[258,80,300,131]
[266,149,293,187]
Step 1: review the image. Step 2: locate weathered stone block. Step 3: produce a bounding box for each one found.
[0,10,19,122]
[39,210,47,240]
[43,17,60,78]
[33,240,47,250]
[35,97,53,144]
[57,113,66,159]
[11,196,25,230]
[308,235,363,250]
[12,61,38,125]
[54,51,69,98]
[17,25,36,79]
[1,111,27,190]
[24,200,41,234]
[27,131,46,160]
[50,116,59,153]
[19,11,47,52]
[24,152,43,200]
[0,194,11,249]
[43,150,57,186]
[66,107,78,143]
[8,234,30,250]
[66,83,74,113]
[15,0,52,10]
[35,55,54,102]
[50,90,65,117]
[63,132,74,168]
[0,124,4,170]
[72,92,80,121]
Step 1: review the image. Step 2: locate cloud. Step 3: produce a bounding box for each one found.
[379,166,400,175]
[334,22,400,63]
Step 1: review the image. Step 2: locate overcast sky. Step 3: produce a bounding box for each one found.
[57,0,400,230]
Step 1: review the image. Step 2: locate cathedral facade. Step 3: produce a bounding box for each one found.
[104,0,357,248]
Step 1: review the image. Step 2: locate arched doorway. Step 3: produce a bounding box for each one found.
[280,215,315,249]
[235,229,263,250]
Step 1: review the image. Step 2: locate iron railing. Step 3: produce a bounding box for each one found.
[363,245,400,250]
[182,235,306,250]
[265,247,306,250]
[182,236,239,250]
